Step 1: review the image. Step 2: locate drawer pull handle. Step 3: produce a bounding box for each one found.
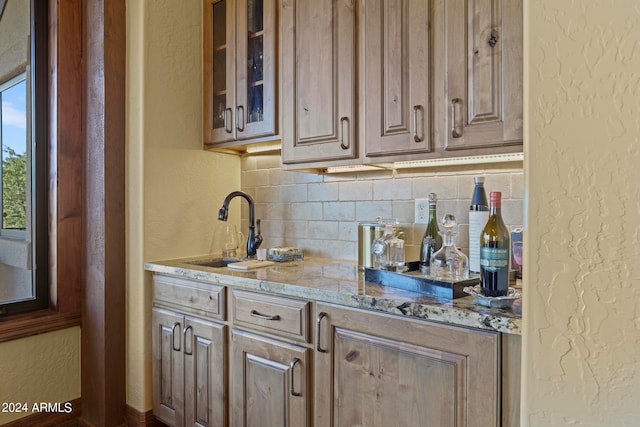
[171,322,181,352]
[316,312,328,353]
[290,357,302,397]
[250,310,280,321]
[183,325,193,356]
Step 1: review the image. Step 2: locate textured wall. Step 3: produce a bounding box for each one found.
[127,0,241,412]
[0,327,81,424]
[241,155,523,262]
[523,1,640,425]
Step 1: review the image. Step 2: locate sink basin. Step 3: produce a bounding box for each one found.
[185,258,244,268]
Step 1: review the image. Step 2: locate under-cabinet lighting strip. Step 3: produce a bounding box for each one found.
[392,152,524,169]
[245,142,282,154]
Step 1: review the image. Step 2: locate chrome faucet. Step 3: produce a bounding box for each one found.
[217,191,262,257]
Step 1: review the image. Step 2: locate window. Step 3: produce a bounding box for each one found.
[0,0,48,316]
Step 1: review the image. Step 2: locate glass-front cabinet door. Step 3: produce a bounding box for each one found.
[204,0,277,146]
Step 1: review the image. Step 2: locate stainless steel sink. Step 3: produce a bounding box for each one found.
[185,258,244,268]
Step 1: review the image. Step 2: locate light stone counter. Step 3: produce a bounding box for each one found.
[145,256,522,335]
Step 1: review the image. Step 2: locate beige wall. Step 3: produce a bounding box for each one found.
[0,327,81,424]
[523,1,640,425]
[126,0,241,412]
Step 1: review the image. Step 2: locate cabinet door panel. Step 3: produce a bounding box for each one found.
[235,0,277,140]
[231,329,309,427]
[204,0,237,143]
[333,328,465,427]
[444,0,522,150]
[364,0,431,157]
[152,308,185,427]
[315,303,500,427]
[281,0,357,164]
[184,317,227,427]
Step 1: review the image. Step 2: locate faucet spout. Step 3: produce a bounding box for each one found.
[218,191,262,257]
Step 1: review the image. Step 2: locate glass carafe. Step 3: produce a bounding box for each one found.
[371,219,401,271]
[429,214,469,280]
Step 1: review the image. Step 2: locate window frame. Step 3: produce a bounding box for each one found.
[0,0,82,336]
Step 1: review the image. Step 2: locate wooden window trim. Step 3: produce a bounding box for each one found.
[0,0,83,342]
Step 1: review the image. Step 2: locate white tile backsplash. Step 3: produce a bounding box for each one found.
[243,154,524,261]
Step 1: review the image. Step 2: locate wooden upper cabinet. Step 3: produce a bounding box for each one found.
[364,0,432,158]
[281,0,358,165]
[203,0,278,146]
[442,0,523,151]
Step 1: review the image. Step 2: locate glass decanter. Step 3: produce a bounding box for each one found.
[429,214,469,280]
[371,219,402,271]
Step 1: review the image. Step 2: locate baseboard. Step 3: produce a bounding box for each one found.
[124,405,167,427]
[0,398,81,427]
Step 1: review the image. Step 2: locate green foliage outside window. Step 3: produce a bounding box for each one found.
[2,146,27,229]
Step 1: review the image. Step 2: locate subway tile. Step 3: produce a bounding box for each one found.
[294,171,324,184]
[255,154,282,170]
[269,169,297,186]
[255,186,280,204]
[373,178,413,200]
[323,202,355,221]
[281,220,308,239]
[308,221,339,240]
[279,184,308,203]
[355,201,393,222]
[289,202,324,220]
[339,181,373,201]
[243,169,271,187]
[392,200,415,223]
[309,182,339,201]
[483,173,511,199]
[338,221,360,241]
[412,176,459,200]
[511,172,524,199]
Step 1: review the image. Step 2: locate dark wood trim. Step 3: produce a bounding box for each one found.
[0,398,81,427]
[124,406,167,427]
[48,0,83,315]
[0,309,80,343]
[80,0,126,426]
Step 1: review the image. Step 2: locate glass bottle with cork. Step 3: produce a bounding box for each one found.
[480,192,510,296]
[419,193,442,274]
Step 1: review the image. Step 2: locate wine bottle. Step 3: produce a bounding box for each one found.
[480,192,510,296]
[469,177,489,273]
[419,193,442,273]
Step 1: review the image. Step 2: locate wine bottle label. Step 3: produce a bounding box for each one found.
[480,248,509,271]
[469,211,489,273]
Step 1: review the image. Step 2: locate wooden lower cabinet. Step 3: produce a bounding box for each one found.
[152,307,227,427]
[230,329,310,427]
[315,303,500,427]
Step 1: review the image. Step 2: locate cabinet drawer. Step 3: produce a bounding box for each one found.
[153,274,225,320]
[231,289,310,342]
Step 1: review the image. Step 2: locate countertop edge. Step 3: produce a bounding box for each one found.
[144,259,522,335]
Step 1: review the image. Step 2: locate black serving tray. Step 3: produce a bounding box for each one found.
[364,261,480,299]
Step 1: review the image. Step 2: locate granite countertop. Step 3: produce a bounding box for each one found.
[145,256,522,335]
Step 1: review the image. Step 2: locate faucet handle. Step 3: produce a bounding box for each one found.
[255,219,263,245]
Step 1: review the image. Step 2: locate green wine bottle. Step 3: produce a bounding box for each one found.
[480,192,510,296]
[419,193,442,273]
